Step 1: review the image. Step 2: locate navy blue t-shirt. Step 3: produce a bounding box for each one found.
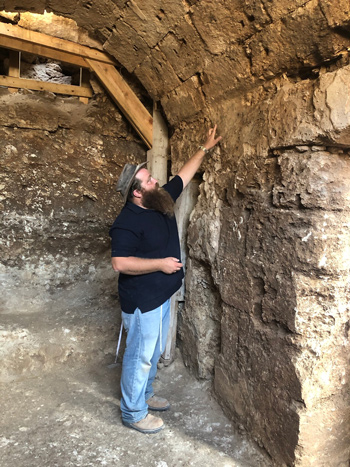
[109,175,184,313]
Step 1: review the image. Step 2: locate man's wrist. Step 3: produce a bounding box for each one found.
[198,145,210,154]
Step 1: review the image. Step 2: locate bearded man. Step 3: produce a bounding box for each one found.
[109,125,222,434]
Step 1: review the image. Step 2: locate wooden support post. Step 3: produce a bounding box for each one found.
[146,101,168,186]
[162,179,201,364]
[8,50,20,94]
[79,68,90,104]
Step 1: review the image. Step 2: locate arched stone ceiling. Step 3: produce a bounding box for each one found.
[1,0,350,125]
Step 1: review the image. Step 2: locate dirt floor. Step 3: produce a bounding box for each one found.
[0,350,272,467]
[0,282,272,466]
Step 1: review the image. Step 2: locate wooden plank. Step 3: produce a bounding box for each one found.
[79,68,90,104]
[0,23,117,66]
[87,59,153,148]
[0,35,88,67]
[8,50,20,94]
[147,101,169,185]
[0,24,152,149]
[0,75,93,97]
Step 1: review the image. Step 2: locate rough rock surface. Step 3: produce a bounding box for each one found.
[0,88,145,296]
[1,2,350,465]
[0,86,145,381]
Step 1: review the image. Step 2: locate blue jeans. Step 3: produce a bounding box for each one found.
[120,299,171,423]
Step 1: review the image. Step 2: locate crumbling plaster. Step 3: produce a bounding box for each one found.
[1,1,350,466]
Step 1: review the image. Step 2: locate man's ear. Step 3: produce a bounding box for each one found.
[133,189,142,199]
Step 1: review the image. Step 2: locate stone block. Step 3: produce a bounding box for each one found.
[247,0,350,79]
[158,19,206,82]
[201,50,253,101]
[261,0,314,23]
[267,65,350,148]
[214,306,301,466]
[161,76,206,124]
[319,0,350,29]
[103,22,150,73]
[187,174,223,266]
[266,79,321,147]
[293,273,350,465]
[272,150,350,210]
[215,206,298,331]
[70,0,116,32]
[134,47,181,100]
[314,66,350,144]
[115,0,187,49]
[294,274,350,403]
[191,0,270,54]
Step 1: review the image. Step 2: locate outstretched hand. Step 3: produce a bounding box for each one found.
[203,124,222,150]
[177,123,223,189]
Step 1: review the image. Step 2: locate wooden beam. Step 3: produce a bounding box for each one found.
[8,50,20,94]
[0,75,93,97]
[0,23,153,148]
[0,35,88,67]
[79,68,90,104]
[147,101,168,185]
[87,59,153,148]
[0,23,117,66]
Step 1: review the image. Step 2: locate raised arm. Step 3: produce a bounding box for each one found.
[112,256,183,275]
[177,124,222,189]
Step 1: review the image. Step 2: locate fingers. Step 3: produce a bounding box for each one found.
[204,124,222,150]
[208,124,217,137]
[172,259,183,268]
[172,258,183,273]
[163,257,183,274]
[208,124,222,143]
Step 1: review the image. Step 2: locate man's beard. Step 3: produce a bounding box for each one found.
[141,185,175,217]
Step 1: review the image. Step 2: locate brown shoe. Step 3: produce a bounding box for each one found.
[122,414,164,434]
[146,395,170,411]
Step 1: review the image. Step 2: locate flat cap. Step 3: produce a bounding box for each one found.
[116,161,147,202]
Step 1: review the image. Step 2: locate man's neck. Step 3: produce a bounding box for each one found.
[132,197,147,209]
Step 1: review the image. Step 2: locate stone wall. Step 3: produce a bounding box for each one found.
[175,67,350,465]
[1,1,350,465]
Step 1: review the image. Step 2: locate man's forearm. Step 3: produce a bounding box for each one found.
[177,125,222,189]
[177,149,206,189]
[112,256,183,275]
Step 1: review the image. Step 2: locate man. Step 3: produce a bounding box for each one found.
[109,125,222,434]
